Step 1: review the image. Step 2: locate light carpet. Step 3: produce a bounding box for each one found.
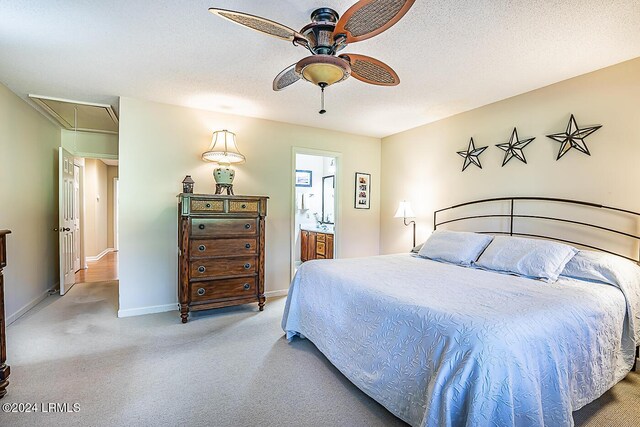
[1,280,638,426]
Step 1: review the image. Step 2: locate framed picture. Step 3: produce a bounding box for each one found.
[354,172,371,209]
[295,169,312,187]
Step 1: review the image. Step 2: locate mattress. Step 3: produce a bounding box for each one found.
[282,254,639,427]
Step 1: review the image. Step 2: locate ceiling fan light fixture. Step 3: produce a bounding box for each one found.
[295,55,351,87]
[209,1,416,111]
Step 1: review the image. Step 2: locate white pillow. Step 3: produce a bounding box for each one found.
[417,230,493,266]
[475,236,577,282]
[410,242,424,253]
[561,250,638,286]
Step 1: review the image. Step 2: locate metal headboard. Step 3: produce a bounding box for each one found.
[433,197,640,264]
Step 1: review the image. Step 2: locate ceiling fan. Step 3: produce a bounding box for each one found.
[209,0,416,114]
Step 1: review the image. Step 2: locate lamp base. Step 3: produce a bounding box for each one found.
[213,166,235,195]
[213,166,235,185]
[215,184,234,195]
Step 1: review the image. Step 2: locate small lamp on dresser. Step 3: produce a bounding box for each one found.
[394,200,416,247]
[201,130,246,195]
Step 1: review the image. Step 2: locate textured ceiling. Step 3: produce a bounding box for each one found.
[1,1,639,138]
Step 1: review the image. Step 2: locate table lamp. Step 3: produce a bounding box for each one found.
[394,200,416,247]
[202,130,246,195]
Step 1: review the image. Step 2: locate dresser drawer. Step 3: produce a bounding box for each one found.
[191,218,257,237]
[190,199,224,213]
[229,199,259,213]
[316,240,326,256]
[190,238,257,258]
[190,257,257,279]
[191,277,256,301]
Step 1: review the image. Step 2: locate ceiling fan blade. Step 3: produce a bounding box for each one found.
[333,0,415,43]
[209,8,306,43]
[339,54,399,86]
[273,64,301,91]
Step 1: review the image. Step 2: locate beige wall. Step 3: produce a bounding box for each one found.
[380,58,640,254]
[84,158,109,258]
[0,83,60,323]
[107,166,119,248]
[62,129,118,159]
[118,97,381,316]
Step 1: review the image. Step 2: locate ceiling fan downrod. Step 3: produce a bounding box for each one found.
[319,83,327,114]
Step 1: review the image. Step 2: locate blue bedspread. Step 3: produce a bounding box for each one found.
[282,254,639,427]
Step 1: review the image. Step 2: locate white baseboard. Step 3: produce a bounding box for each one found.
[6,286,55,326]
[86,247,114,262]
[265,289,289,298]
[117,291,288,319]
[118,303,177,318]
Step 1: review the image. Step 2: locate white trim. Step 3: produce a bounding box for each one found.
[290,147,342,281]
[74,152,118,160]
[118,303,177,318]
[74,160,86,274]
[86,247,114,262]
[113,177,119,251]
[265,289,289,298]
[29,94,114,109]
[6,286,55,326]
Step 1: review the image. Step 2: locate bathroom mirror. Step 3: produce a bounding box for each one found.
[322,175,335,224]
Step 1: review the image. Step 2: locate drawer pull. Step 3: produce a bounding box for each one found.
[245,243,251,249]
[197,288,205,296]
[243,283,250,290]
[198,224,205,230]
[198,245,206,251]
[244,223,252,229]
[205,203,211,208]
[198,266,206,273]
[244,263,251,269]
[241,204,247,209]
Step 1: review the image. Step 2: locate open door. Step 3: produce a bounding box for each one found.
[59,147,76,295]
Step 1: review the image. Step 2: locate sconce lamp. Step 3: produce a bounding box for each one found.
[394,200,416,247]
[202,130,246,195]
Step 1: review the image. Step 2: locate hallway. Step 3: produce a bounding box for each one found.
[75,251,118,283]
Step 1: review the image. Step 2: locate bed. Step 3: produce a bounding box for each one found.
[281,197,640,427]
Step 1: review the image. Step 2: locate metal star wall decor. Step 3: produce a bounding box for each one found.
[496,127,535,167]
[546,114,602,160]
[457,138,488,171]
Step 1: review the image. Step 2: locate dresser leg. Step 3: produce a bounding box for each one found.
[180,304,189,323]
[258,297,265,312]
[0,364,9,399]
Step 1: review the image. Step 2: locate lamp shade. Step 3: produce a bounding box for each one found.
[201,130,246,165]
[394,200,415,218]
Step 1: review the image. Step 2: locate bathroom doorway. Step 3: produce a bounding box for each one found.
[291,148,341,279]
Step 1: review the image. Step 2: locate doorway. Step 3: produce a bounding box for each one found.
[74,157,119,284]
[291,148,341,279]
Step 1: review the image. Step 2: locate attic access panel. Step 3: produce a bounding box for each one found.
[29,95,119,134]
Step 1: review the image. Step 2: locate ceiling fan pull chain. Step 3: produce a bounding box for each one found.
[319,83,327,114]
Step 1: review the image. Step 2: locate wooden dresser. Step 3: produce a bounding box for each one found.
[178,194,268,323]
[0,230,11,398]
[300,229,334,262]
